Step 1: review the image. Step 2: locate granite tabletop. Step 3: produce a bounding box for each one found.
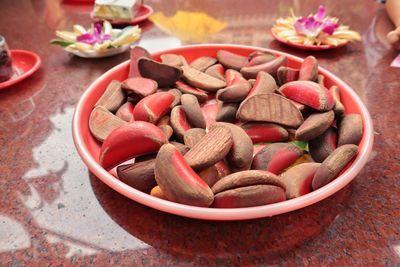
[0,0,399,265]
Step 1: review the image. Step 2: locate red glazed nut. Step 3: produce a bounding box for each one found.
[298,56,318,81]
[155,144,214,207]
[278,81,334,111]
[133,92,175,124]
[251,143,303,175]
[241,122,289,143]
[280,162,321,199]
[170,105,191,141]
[99,121,168,169]
[246,71,277,98]
[205,63,225,81]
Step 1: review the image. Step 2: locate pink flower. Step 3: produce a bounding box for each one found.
[294,5,339,38]
[76,22,111,44]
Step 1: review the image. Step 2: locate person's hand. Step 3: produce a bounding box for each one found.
[387,26,400,50]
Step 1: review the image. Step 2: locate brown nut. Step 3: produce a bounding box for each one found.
[212,170,286,194]
[117,159,156,193]
[181,65,226,92]
[210,122,254,172]
[183,128,206,148]
[240,55,287,79]
[89,106,127,142]
[197,166,221,187]
[216,50,249,70]
[330,85,345,115]
[212,185,286,208]
[246,53,276,67]
[189,56,218,72]
[216,80,251,103]
[312,144,358,190]
[184,126,233,171]
[205,64,225,81]
[181,94,206,128]
[295,110,335,141]
[237,93,304,128]
[309,126,338,163]
[95,80,125,113]
[160,53,187,68]
[216,101,239,123]
[338,114,363,146]
[138,57,183,87]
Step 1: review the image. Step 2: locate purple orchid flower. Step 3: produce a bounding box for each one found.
[76,22,111,44]
[294,5,339,38]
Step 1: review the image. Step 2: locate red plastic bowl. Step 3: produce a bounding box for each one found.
[72,44,374,220]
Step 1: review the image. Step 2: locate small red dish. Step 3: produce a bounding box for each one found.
[0,50,41,90]
[91,4,154,25]
[271,30,349,51]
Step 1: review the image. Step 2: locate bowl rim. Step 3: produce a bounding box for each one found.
[72,43,374,221]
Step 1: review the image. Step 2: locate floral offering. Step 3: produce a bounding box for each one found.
[272,5,361,47]
[50,21,141,53]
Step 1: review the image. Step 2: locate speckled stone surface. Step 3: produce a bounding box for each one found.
[0,0,399,265]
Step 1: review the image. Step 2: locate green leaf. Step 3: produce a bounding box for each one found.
[291,140,309,151]
[49,39,74,47]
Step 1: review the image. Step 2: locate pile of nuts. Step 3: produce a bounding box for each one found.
[88,46,363,208]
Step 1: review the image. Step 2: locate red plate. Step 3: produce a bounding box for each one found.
[271,30,349,51]
[0,50,41,90]
[91,4,154,25]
